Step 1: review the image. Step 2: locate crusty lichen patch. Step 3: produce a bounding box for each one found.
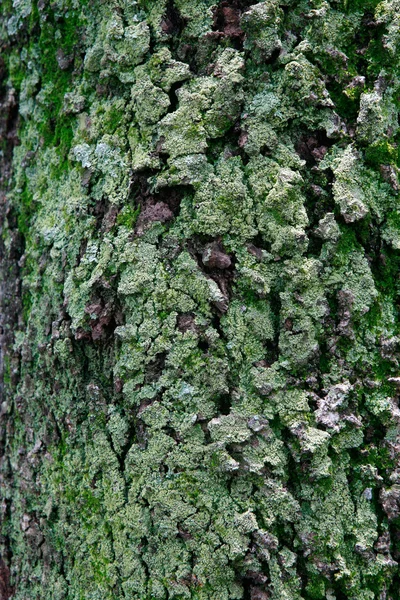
[1,0,400,599]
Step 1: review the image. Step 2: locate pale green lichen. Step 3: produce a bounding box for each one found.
[1,0,400,599]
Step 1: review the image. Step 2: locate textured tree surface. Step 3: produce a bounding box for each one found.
[1,0,400,598]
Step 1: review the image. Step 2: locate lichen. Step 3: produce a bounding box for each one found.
[1,1,400,599]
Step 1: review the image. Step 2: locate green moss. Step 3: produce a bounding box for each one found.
[344,0,382,9]
[21,290,32,323]
[116,205,140,229]
[16,183,34,237]
[334,227,360,258]
[8,50,26,92]
[365,139,399,167]
[2,354,11,386]
[328,80,361,122]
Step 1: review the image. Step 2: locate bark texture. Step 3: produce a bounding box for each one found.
[1,1,400,598]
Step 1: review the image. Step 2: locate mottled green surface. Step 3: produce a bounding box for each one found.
[1,1,400,598]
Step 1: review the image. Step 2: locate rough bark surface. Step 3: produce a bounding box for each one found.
[1,1,400,599]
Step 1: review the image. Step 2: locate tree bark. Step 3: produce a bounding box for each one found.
[1,1,400,598]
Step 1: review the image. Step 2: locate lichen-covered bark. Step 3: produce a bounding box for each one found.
[1,1,400,598]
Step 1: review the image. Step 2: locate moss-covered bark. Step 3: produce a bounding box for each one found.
[1,1,400,598]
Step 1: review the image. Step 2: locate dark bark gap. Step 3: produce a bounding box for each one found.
[162,0,187,37]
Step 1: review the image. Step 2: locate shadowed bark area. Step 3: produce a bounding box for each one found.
[1,1,400,599]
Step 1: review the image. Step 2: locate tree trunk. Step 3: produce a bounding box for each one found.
[1,1,400,598]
